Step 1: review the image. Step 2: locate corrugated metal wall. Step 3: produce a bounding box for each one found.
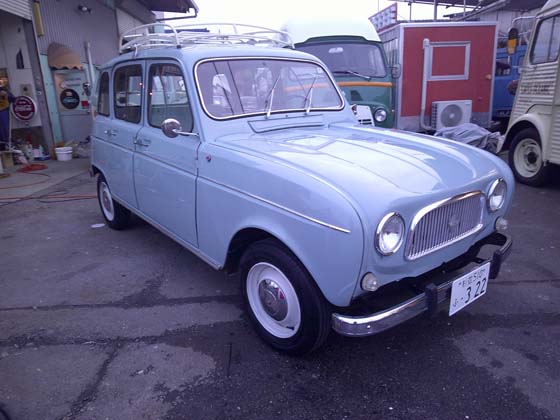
[116,8,144,36]
[0,0,31,20]
[36,0,120,66]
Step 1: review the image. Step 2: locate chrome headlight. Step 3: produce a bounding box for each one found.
[375,212,405,255]
[374,108,387,123]
[488,179,507,212]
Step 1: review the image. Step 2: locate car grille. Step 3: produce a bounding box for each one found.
[405,192,484,260]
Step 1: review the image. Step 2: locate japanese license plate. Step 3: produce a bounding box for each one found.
[449,262,491,316]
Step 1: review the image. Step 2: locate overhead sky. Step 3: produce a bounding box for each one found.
[163,0,472,29]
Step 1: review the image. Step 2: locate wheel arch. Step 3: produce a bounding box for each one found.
[91,164,102,177]
[225,227,295,275]
[505,112,547,152]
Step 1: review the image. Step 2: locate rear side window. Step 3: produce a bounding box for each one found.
[148,64,193,131]
[97,72,110,116]
[530,15,560,64]
[114,65,143,123]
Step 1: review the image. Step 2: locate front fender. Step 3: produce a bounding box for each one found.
[196,145,365,307]
[507,106,551,151]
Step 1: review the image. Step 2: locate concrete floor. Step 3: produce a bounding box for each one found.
[0,168,559,420]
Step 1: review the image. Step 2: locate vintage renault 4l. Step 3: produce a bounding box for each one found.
[91,23,514,354]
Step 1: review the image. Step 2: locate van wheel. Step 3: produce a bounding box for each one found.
[240,239,331,355]
[97,175,131,230]
[508,128,551,187]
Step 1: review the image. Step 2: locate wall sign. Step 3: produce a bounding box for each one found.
[60,89,80,109]
[11,95,37,121]
[53,70,90,114]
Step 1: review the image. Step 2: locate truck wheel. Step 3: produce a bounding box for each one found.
[97,175,131,230]
[509,128,551,187]
[240,239,331,355]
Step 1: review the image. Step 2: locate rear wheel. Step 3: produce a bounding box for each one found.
[508,128,551,187]
[97,175,131,230]
[240,239,331,355]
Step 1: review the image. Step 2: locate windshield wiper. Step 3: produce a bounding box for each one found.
[304,75,318,115]
[332,70,371,81]
[265,74,282,119]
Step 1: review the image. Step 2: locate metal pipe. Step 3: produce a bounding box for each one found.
[420,38,433,131]
[85,42,96,119]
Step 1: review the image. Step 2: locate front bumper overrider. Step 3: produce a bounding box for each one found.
[332,232,512,337]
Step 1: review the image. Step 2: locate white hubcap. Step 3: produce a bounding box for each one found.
[514,138,542,178]
[246,262,301,339]
[99,181,115,221]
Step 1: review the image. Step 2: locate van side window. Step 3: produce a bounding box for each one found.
[97,72,110,116]
[530,15,560,64]
[114,65,143,123]
[148,64,193,131]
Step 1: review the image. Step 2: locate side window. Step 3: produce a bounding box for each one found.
[531,15,560,64]
[114,65,142,123]
[148,63,193,131]
[97,72,110,116]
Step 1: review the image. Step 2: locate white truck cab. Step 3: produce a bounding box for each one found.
[505,0,560,186]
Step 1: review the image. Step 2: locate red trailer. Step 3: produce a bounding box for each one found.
[379,22,497,132]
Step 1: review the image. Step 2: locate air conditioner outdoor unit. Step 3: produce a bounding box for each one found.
[431,100,472,131]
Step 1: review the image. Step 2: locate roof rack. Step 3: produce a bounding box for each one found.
[119,22,294,54]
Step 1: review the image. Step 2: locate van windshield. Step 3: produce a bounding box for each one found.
[298,42,387,78]
[196,58,343,119]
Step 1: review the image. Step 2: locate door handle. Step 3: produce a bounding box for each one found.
[104,129,117,137]
[134,138,151,147]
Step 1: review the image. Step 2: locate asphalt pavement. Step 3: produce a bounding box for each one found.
[0,167,559,420]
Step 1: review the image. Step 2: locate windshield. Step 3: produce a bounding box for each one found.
[298,42,387,78]
[196,58,343,119]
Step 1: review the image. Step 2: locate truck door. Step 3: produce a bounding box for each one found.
[133,60,199,246]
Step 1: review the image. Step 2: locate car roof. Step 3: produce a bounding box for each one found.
[100,44,321,71]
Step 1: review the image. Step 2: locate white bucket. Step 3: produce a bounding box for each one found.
[55,146,73,161]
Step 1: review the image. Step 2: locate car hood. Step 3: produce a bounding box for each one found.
[216,124,505,201]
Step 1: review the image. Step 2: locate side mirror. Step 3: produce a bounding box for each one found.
[161,118,181,138]
[161,118,199,139]
[391,64,401,79]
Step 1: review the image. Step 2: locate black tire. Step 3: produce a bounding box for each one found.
[508,127,551,187]
[240,238,331,355]
[97,174,131,230]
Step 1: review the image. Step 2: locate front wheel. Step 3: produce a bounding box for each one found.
[240,239,331,355]
[508,128,551,187]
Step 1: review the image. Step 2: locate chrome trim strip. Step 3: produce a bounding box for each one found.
[193,56,345,121]
[198,176,351,234]
[404,191,485,261]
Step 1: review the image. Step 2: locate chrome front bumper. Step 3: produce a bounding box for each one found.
[332,232,512,337]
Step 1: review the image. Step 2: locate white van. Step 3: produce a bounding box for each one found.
[505,0,560,186]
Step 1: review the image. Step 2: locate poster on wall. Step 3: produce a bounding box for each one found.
[53,70,90,114]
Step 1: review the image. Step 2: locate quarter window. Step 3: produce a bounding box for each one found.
[530,15,560,64]
[148,64,193,131]
[97,72,110,116]
[114,65,143,123]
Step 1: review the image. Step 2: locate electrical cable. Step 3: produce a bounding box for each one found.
[0,188,96,206]
[0,171,51,190]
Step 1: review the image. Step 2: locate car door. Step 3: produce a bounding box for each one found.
[108,62,144,207]
[133,60,199,246]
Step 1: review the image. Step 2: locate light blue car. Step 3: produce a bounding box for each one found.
[91,24,513,354]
